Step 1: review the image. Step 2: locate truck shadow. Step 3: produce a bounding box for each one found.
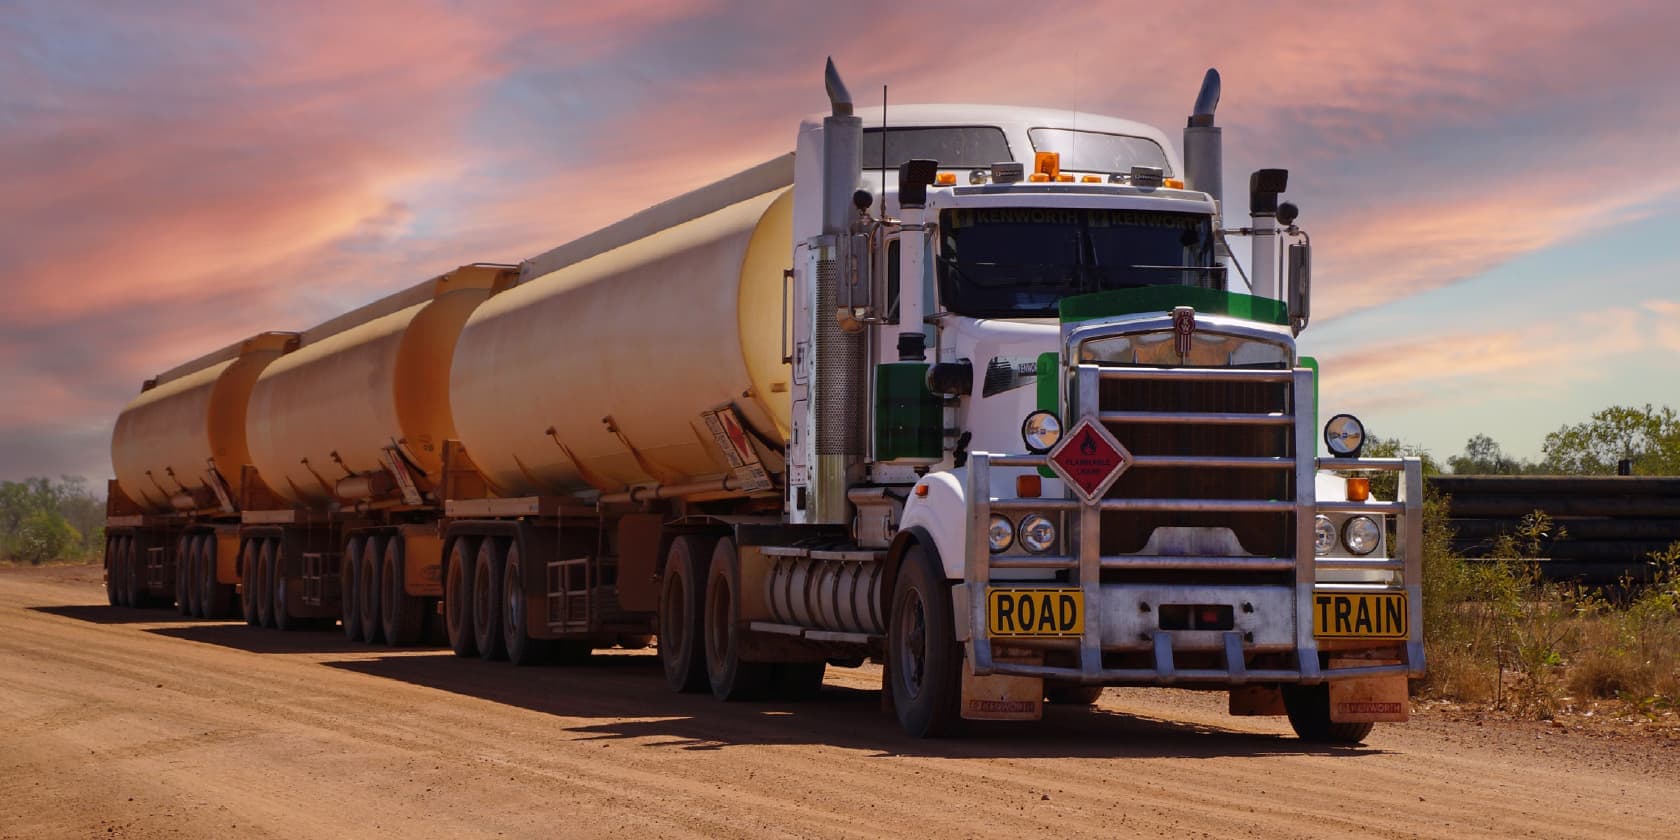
[31,604,209,626]
[322,651,1390,761]
[147,622,414,655]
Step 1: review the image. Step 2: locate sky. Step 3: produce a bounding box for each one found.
[2,0,1677,487]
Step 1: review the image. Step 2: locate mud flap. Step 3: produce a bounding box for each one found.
[960,651,1044,721]
[1228,685,1286,716]
[1328,659,1409,723]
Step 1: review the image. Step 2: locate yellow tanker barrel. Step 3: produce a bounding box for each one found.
[245,263,515,508]
[110,332,297,514]
[450,160,794,499]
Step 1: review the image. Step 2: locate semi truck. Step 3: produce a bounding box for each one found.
[102,61,1424,741]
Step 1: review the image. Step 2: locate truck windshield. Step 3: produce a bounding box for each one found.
[936,207,1220,318]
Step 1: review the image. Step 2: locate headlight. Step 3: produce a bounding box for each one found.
[1323,413,1365,458]
[1342,516,1381,555]
[1313,515,1337,556]
[1021,411,1062,453]
[988,514,1014,552]
[1018,513,1057,553]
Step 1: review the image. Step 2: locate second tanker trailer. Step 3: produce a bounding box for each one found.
[106,61,1424,740]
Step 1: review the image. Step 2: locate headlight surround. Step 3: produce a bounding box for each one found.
[1324,413,1366,458]
[987,514,1015,553]
[1313,515,1337,556]
[1018,513,1057,553]
[1021,410,1062,453]
[1342,516,1381,555]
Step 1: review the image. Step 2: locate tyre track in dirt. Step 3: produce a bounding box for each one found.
[2,565,1676,839]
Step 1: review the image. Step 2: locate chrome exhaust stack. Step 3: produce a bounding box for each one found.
[1183,68,1223,208]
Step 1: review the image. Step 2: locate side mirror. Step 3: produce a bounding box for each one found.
[1287,241,1311,335]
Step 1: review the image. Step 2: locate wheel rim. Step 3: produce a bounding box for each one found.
[473,550,493,636]
[504,550,523,643]
[896,585,929,701]
[705,573,728,670]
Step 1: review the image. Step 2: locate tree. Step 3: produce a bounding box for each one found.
[1541,404,1680,475]
[0,476,103,563]
[1448,434,1533,475]
[10,509,80,565]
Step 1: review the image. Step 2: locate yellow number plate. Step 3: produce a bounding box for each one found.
[1313,592,1408,639]
[987,588,1083,638]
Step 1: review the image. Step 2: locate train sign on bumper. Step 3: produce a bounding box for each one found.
[987,588,1083,637]
[1312,592,1408,639]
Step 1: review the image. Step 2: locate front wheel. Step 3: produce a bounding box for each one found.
[888,543,962,738]
[1046,683,1105,705]
[1283,683,1375,744]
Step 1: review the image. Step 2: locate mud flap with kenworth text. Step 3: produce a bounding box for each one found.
[960,650,1044,721]
[1327,659,1410,723]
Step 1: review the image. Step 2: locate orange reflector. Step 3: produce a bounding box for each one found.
[1029,172,1051,182]
[1347,477,1370,502]
[1033,150,1061,180]
[1081,175,1101,183]
[1055,173,1074,182]
[1165,177,1185,189]
[1016,474,1042,498]
[915,484,929,498]
[935,172,957,185]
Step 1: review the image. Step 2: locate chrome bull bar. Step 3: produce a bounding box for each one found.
[962,364,1426,685]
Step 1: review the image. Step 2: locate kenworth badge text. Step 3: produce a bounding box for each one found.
[102,61,1424,741]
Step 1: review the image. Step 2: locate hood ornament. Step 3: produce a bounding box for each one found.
[1172,306,1196,358]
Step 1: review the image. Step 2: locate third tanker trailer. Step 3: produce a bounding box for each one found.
[103,61,1424,740]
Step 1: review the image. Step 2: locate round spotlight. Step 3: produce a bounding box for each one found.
[1021,411,1062,454]
[987,515,1014,553]
[1324,414,1366,458]
[1019,514,1057,554]
[1314,515,1337,556]
[1343,516,1381,555]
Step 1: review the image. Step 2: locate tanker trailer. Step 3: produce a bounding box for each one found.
[239,263,515,638]
[106,331,296,614]
[436,59,1425,742]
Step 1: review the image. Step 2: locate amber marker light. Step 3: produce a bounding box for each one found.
[1081,175,1101,183]
[935,172,957,185]
[1029,173,1051,182]
[915,484,929,498]
[1346,477,1371,502]
[1165,177,1186,189]
[1055,173,1074,182]
[1016,474,1042,498]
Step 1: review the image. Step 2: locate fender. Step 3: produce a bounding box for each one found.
[896,469,968,580]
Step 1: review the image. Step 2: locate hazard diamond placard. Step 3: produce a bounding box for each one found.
[1046,418,1132,504]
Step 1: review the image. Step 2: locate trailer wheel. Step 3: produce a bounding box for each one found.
[271,538,297,631]
[105,536,120,607]
[658,535,715,693]
[341,537,363,641]
[1045,683,1104,705]
[1283,683,1374,744]
[473,538,508,661]
[382,537,424,647]
[183,535,203,618]
[111,537,129,607]
[254,539,275,628]
[704,538,772,701]
[175,535,192,616]
[204,536,233,618]
[358,535,385,644]
[240,540,259,626]
[772,662,826,701]
[123,536,147,608]
[444,536,478,658]
[499,541,548,666]
[889,543,962,738]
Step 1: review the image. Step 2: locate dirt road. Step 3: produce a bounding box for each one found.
[2,564,1676,839]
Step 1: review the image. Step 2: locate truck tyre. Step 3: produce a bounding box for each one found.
[500,541,548,666]
[254,539,275,628]
[271,538,296,632]
[240,540,259,626]
[472,538,508,661]
[123,537,147,608]
[1046,683,1105,705]
[889,543,962,738]
[772,662,826,701]
[341,537,363,641]
[175,535,192,616]
[383,537,425,647]
[704,538,772,701]
[111,537,129,607]
[105,537,120,607]
[189,535,208,618]
[444,536,478,658]
[1283,683,1374,744]
[658,535,715,693]
[203,535,233,618]
[359,535,385,644]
